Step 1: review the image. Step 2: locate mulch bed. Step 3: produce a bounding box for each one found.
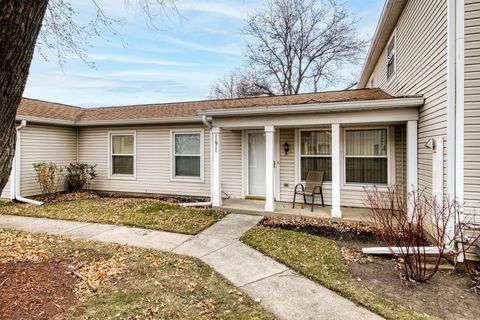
[33,190,100,203]
[32,190,210,205]
[0,260,78,320]
[349,256,480,319]
[260,215,480,319]
[260,215,383,248]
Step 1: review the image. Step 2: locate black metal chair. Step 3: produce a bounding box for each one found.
[292,171,325,212]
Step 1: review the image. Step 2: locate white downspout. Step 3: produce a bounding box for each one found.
[202,115,212,129]
[455,0,465,219]
[455,0,466,262]
[14,120,44,205]
[447,0,465,239]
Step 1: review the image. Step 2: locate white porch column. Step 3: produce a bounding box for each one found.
[211,127,222,207]
[407,120,418,217]
[331,123,341,218]
[265,125,275,212]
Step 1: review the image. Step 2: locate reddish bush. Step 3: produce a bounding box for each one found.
[364,186,479,282]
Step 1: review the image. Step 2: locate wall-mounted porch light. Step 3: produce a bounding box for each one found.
[425,138,436,151]
[283,142,290,155]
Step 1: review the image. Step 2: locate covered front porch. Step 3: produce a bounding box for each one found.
[201,94,423,219]
[219,198,373,223]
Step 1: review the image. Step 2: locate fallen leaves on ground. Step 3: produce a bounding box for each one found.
[0,197,225,235]
[33,190,100,203]
[340,247,374,264]
[0,232,54,263]
[71,255,127,299]
[0,230,128,301]
[0,229,274,320]
[262,215,376,232]
[470,268,480,294]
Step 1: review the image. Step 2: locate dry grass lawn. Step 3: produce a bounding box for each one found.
[0,197,225,235]
[0,229,274,320]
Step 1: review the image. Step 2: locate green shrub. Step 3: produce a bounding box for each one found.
[65,162,97,192]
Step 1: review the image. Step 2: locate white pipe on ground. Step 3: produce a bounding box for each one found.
[13,120,44,206]
[362,245,453,255]
[179,201,212,208]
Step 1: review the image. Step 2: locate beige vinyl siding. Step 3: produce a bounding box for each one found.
[464,0,480,217]
[221,129,243,198]
[78,125,210,197]
[19,124,77,196]
[369,0,448,198]
[1,176,12,199]
[279,128,295,201]
[395,124,407,188]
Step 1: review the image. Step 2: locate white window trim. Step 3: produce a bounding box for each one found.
[242,129,281,199]
[170,128,204,182]
[342,126,395,189]
[242,130,264,198]
[386,30,397,85]
[295,128,333,184]
[108,130,137,180]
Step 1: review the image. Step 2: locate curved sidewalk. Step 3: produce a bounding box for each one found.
[0,214,382,320]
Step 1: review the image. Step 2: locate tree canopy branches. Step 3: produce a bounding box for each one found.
[211,0,367,99]
[37,0,178,68]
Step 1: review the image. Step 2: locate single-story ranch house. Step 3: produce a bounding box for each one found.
[1,89,422,219]
[1,0,479,249]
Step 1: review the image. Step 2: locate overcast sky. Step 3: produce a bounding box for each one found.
[23,0,385,107]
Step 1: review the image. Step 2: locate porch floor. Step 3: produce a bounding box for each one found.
[218,198,374,224]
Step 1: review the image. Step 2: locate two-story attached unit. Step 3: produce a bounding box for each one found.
[358,0,479,232]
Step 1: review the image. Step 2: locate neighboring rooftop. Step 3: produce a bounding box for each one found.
[17,88,395,124]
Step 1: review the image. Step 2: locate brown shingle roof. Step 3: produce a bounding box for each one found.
[18,98,84,121]
[18,88,394,123]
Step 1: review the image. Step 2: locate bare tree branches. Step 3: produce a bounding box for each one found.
[211,0,367,98]
[210,70,274,99]
[36,0,178,68]
[364,186,480,282]
[0,0,178,195]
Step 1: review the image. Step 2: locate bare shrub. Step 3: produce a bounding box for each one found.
[364,186,479,282]
[32,162,64,194]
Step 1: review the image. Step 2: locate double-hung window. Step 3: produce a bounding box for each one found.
[299,130,332,181]
[345,129,388,185]
[110,132,135,177]
[172,131,203,179]
[387,35,396,80]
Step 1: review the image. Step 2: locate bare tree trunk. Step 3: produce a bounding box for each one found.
[0,0,48,193]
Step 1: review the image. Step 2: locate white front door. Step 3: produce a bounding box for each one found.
[248,132,266,196]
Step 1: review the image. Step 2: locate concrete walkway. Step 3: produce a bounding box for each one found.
[0,214,382,320]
